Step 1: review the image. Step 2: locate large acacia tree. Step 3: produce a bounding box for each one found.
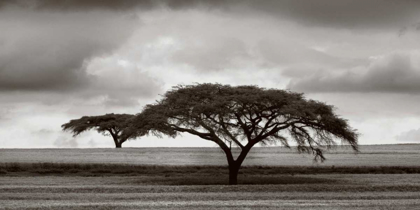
[134,84,358,184]
[62,113,140,148]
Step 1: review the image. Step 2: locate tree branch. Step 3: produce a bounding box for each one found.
[170,124,214,141]
[255,123,292,143]
[218,116,244,149]
[234,113,252,140]
[255,112,282,139]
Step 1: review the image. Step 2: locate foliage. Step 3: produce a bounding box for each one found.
[134,83,359,184]
[62,113,141,148]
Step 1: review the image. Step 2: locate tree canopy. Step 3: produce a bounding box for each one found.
[62,113,140,148]
[134,83,358,184]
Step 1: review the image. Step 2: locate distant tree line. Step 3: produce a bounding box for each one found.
[62,83,358,185]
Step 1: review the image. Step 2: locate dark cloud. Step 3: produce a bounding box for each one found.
[246,0,420,30]
[0,8,163,106]
[2,0,419,31]
[0,0,226,11]
[0,41,91,91]
[1,0,418,92]
[0,0,157,11]
[0,10,139,92]
[396,128,420,142]
[288,52,420,94]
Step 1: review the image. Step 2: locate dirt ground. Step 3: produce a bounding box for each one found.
[1,174,420,209]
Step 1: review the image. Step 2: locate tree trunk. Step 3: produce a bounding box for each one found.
[228,163,239,185]
[216,138,254,185]
[226,144,254,185]
[109,131,122,148]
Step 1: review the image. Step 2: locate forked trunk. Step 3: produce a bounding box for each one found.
[224,144,254,185]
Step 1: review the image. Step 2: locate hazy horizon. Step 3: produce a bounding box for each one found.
[1,142,420,150]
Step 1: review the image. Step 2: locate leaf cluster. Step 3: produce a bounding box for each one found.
[61,113,138,140]
[135,83,358,160]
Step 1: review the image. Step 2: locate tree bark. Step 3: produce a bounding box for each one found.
[228,163,240,185]
[115,142,122,148]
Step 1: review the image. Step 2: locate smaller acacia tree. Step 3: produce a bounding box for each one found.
[62,113,140,148]
[133,83,359,185]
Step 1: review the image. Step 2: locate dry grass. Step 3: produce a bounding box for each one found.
[1,144,420,167]
[1,145,420,209]
[1,174,420,209]
[1,162,420,179]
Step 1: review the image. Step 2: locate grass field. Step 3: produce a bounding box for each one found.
[2,174,420,209]
[2,144,420,166]
[1,144,420,209]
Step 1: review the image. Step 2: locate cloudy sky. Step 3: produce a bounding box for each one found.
[1,0,420,148]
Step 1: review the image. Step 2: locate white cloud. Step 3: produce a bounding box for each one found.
[85,56,164,106]
[396,128,420,143]
[53,136,79,148]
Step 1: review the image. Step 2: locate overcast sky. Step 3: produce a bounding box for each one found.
[1,0,420,148]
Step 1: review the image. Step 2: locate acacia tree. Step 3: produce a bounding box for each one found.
[134,84,358,185]
[62,113,140,148]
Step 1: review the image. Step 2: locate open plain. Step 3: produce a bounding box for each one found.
[1,144,420,209]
